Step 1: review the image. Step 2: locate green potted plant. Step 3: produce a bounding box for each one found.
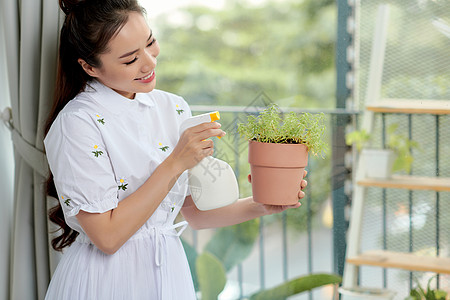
[405,276,448,300]
[237,104,327,205]
[345,123,420,179]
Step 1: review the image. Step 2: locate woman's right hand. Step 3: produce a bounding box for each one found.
[168,122,226,173]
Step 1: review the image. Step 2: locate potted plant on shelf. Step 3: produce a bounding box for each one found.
[345,123,420,179]
[405,276,448,300]
[237,104,327,205]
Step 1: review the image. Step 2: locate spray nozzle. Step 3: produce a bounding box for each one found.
[179,111,222,138]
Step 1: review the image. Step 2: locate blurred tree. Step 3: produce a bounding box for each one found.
[152,0,336,109]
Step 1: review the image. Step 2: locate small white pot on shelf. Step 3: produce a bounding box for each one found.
[339,287,396,300]
[361,148,396,179]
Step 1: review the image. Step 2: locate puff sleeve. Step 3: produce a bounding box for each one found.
[44,111,118,222]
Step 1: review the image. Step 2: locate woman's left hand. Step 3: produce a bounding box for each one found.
[249,170,307,215]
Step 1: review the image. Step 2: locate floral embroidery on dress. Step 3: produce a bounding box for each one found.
[92,145,104,157]
[170,201,177,212]
[161,199,178,213]
[96,114,105,125]
[158,142,169,152]
[117,177,128,191]
[61,196,71,207]
[175,104,184,115]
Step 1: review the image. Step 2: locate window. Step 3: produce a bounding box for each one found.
[139,1,337,299]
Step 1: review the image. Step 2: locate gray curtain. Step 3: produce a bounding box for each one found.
[0,0,62,299]
[0,24,15,300]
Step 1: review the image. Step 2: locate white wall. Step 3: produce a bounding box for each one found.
[0,16,14,300]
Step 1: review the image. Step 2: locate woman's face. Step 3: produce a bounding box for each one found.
[83,12,160,99]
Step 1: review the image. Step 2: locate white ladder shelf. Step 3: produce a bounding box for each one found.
[342,4,450,291]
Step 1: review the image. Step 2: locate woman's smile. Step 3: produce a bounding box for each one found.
[135,70,155,83]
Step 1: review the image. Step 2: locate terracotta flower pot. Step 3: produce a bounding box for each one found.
[248,140,308,205]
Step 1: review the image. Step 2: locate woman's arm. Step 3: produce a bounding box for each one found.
[181,171,307,230]
[76,122,225,255]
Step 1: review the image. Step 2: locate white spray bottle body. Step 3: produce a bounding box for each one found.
[179,111,239,210]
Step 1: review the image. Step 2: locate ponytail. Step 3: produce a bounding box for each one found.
[45,0,145,251]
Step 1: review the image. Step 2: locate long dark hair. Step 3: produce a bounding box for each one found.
[45,0,145,251]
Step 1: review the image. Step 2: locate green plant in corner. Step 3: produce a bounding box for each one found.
[345,123,420,173]
[249,273,342,300]
[237,104,328,157]
[405,276,448,300]
[182,219,341,300]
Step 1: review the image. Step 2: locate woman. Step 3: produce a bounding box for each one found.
[44,0,307,299]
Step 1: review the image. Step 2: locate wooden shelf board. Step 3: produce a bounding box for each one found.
[367,99,450,115]
[357,175,450,192]
[347,250,450,274]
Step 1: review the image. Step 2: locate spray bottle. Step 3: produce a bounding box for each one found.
[179,111,239,210]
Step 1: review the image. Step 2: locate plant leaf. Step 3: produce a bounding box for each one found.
[196,252,227,300]
[249,273,342,300]
[387,123,399,135]
[204,219,259,271]
[409,289,421,299]
[434,290,448,300]
[345,129,371,151]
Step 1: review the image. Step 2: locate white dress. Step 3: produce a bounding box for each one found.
[44,80,196,300]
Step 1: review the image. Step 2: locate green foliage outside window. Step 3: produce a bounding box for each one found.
[153,0,336,108]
